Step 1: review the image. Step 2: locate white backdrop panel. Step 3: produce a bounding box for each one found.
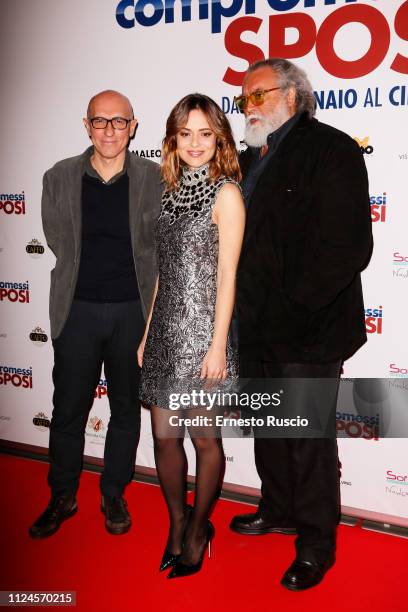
[0,0,407,527]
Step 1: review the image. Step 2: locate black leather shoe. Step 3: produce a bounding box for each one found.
[29,493,77,539]
[101,495,131,535]
[230,511,296,535]
[281,556,335,591]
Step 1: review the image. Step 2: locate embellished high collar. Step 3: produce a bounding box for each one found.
[181,163,209,185]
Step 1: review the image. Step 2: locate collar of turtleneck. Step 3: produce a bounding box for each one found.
[181,163,210,185]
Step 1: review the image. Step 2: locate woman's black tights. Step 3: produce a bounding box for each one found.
[151,406,224,564]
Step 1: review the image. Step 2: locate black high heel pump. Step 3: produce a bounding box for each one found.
[167,520,214,579]
[159,505,193,572]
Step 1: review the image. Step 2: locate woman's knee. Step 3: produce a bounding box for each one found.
[190,435,222,454]
[153,435,183,453]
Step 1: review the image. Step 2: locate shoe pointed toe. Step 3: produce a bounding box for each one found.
[159,550,180,572]
[167,559,201,579]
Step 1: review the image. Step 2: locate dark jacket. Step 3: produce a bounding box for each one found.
[41,146,162,339]
[237,113,373,364]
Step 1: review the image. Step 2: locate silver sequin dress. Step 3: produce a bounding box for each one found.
[140,164,238,409]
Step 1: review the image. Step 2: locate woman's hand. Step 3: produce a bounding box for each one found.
[200,345,227,380]
[137,336,147,368]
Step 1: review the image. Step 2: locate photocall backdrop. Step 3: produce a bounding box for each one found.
[0,0,407,528]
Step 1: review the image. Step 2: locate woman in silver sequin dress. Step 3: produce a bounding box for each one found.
[138,94,245,577]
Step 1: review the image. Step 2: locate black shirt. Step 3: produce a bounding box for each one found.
[242,113,301,208]
[74,165,140,303]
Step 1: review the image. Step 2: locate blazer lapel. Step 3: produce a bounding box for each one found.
[242,117,311,247]
[242,156,281,248]
[69,148,90,258]
[128,152,147,251]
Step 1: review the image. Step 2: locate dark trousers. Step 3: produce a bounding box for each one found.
[48,300,144,498]
[241,360,342,564]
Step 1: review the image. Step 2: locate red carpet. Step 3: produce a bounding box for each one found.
[0,454,406,612]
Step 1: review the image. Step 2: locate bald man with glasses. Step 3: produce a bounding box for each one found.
[29,90,162,538]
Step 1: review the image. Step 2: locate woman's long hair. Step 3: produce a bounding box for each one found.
[161,93,241,190]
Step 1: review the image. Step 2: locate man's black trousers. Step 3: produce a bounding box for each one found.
[48,299,144,498]
[241,360,342,564]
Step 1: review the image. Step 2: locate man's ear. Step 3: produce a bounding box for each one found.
[286,87,297,114]
[129,118,138,139]
[83,117,91,138]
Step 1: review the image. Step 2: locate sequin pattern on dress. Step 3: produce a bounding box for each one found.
[140,164,239,409]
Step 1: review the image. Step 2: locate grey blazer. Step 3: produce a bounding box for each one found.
[41,146,162,339]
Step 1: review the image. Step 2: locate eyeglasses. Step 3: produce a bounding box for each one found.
[89,117,132,130]
[234,87,281,113]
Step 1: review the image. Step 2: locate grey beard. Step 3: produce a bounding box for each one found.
[244,109,290,147]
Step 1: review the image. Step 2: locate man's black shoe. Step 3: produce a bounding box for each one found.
[281,556,335,591]
[29,493,77,539]
[230,511,296,535]
[101,495,131,535]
